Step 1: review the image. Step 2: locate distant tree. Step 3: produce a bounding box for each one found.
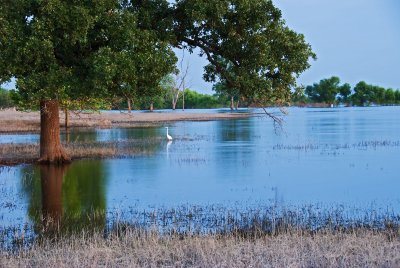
[349,81,398,106]
[212,80,240,110]
[395,90,400,104]
[177,89,223,109]
[290,86,309,105]
[338,83,351,104]
[0,87,13,108]
[384,89,396,104]
[305,76,345,105]
[351,81,372,106]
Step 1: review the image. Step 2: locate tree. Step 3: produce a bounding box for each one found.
[0,87,13,108]
[0,0,176,163]
[212,81,240,110]
[384,88,395,104]
[395,90,400,104]
[291,86,308,105]
[338,83,351,104]
[172,0,315,115]
[351,81,372,106]
[305,76,342,105]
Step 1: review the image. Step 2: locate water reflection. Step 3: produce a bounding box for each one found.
[1,107,399,233]
[40,165,66,231]
[214,119,256,179]
[21,161,108,234]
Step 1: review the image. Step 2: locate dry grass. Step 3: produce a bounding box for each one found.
[0,139,162,165]
[1,228,400,267]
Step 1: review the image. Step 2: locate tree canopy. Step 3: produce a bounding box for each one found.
[294,77,400,106]
[172,0,316,105]
[0,0,177,108]
[305,76,351,105]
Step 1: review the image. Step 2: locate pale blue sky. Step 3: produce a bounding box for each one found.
[180,0,400,93]
[3,0,399,93]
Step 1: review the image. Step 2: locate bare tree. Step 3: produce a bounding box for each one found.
[170,52,190,110]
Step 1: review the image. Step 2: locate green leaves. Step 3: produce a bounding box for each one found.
[173,0,315,105]
[305,76,342,104]
[1,0,314,110]
[1,0,177,109]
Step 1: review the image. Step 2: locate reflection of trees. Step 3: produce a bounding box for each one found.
[214,119,255,177]
[40,165,67,232]
[21,160,107,235]
[217,119,252,142]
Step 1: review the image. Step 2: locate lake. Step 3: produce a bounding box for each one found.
[1,106,400,237]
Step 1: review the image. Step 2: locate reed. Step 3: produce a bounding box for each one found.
[1,226,399,267]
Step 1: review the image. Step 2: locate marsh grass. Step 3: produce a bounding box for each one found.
[1,223,400,267]
[0,138,164,165]
[2,205,400,267]
[273,139,400,152]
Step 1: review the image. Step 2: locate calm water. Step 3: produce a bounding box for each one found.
[1,106,400,231]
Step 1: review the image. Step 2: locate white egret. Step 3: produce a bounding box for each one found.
[165,127,172,141]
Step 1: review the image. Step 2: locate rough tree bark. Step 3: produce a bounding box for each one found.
[38,100,71,164]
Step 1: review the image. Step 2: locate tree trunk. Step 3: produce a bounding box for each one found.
[182,89,185,111]
[150,102,154,112]
[235,100,239,110]
[38,100,71,164]
[172,100,176,110]
[127,98,132,113]
[230,96,234,110]
[64,108,69,130]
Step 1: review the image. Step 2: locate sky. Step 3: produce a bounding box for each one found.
[3,0,399,94]
[177,0,400,94]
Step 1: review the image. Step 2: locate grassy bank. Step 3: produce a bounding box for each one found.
[1,227,399,267]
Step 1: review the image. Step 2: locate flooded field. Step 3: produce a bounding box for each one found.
[1,106,400,247]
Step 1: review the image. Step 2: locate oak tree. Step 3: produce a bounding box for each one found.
[0,0,176,163]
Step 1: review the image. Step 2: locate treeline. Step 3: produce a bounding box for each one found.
[114,89,231,110]
[293,76,400,106]
[2,78,400,110]
[0,86,233,110]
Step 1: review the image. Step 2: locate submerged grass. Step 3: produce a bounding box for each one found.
[272,139,400,152]
[2,205,400,267]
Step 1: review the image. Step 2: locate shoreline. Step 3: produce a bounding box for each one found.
[0,109,251,166]
[0,109,251,133]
